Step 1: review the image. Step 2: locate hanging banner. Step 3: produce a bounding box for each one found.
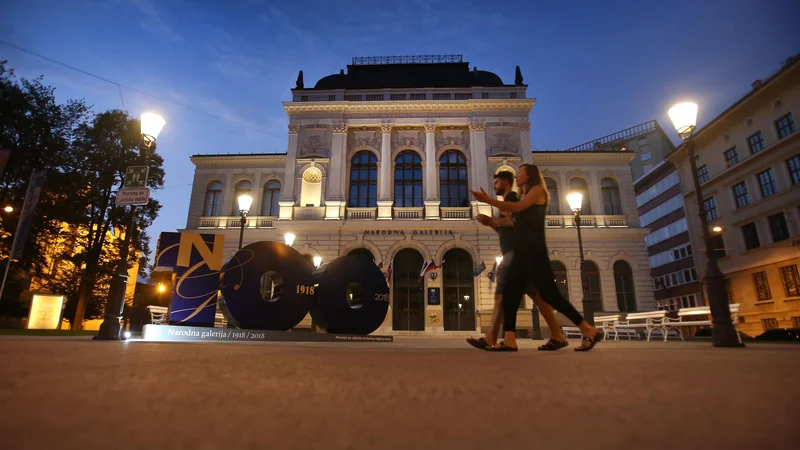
[10,170,46,260]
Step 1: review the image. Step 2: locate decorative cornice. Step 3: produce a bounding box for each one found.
[283,99,536,115]
[331,122,348,134]
[380,121,393,134]
[423,120,437,134]
[288,124,302,135]
[468,120,486,132]
[531,151,636,163]
[191,154,287,166]
[518,121,531,131]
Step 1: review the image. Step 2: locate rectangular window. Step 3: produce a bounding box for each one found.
[753,271,772,300]
[732,182,750,208]
[644,218,688,246]
[761,318,779,330]
[747,131,765,154]
[638,137,649,147]
[757,168,777,197]
[410,93,426,100]
[390,94,407,101]
[636,171,680,207]
[724,147,739,168]
[509,92,517,99]
[775,113,796,139]
[787,155,800,185]
[300,95,309,102]
[454,93,472,100]
[793,317,800,328]
[697,165,709,183]
[481,92,489,99]
[344,94,362,101]
[710,233,726,258]
[741,223,760,250]
[365,94,384,101]
[704,197,718,220]
[768,213,790,242]
[780,265,800,297]
[432,93,451,100]
[328,94,337,101]
[641,151,652,161]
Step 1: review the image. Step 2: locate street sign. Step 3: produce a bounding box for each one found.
[124,166,149,189]
[116,188,150,206]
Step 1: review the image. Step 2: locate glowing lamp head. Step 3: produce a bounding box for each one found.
[3,206,12,213]
[668,102,698,140]
[712,226,723,233]
[157,284,166,293]
[123,331,132,339]
[566,192,583,212]
[496,255,503,265]
[237,194,253,214]
[140,112,166,145]
[284,233,296,246]
[313,256,322,268]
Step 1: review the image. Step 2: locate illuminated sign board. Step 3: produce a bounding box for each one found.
[27,294,65,330]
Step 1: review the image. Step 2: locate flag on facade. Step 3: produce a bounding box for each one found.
[385,263,392,286]
[377,261,383,270]
[418,260,431,283]
[472,261,487,277]
[10,170,46,260]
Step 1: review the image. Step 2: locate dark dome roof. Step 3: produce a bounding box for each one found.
[311,62,510,90]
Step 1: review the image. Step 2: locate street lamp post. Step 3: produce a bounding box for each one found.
[0,206,16,303]
[96,112,165,341]
[567,192,594,326]
[668,102,742,347]
[237,195,253,250]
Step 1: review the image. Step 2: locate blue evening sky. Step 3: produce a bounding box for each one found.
[1,0,798,263]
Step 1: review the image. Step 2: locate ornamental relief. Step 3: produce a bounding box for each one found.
[435,128,470,150]
[348,129,380,154]
[486,128,520,156]
[392,129,426,152]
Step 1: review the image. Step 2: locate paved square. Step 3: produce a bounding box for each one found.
[1,336,797,449]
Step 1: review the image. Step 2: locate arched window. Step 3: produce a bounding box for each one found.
[601,178,622,215]
[300,167,322,207]
[551,261,569,303]
[582,260,602,312]
[348,248,375,262]
[392,249,425,331]
[261,180,280,216]
[348,151,378,207]
[394,151,423,207]
[442,248,475,331]
[203,181,223,216]
[232,180,252,215]
[545,178,559,215]
[614,260,636,312]
[569,178,591,215]
[439,150,469,207]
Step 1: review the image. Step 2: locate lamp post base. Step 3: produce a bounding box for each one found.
[712,321,744,347]
[94,319,122,340]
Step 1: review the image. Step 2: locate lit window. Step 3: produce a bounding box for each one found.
[641,151,652,161]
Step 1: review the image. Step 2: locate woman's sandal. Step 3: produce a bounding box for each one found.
[466,337,492,350]
[574,331,604,352]
[538,338,569,351]
[486,341,518,352]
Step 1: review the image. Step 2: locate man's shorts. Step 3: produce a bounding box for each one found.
[494,251,538,296]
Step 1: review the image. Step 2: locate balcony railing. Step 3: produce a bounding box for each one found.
[393,207,424,220]
[346,207,376,220]
[294,206,326,220]
[440,207,472,220]
[197,216,277,229]
[544,215,628,228]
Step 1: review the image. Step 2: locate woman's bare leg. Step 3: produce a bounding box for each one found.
[486,294,504,347]
[529,293,565,342]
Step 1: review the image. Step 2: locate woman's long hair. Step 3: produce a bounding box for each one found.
[519,164,550,206]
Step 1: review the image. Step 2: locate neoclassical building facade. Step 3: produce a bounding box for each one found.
[183,55,654,334]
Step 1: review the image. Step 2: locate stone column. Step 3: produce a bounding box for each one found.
[423,120,440,220]
[325,122,347,220]
[377,121,393,220]
[519,121,533,165]
[279,124,301,220]
[469,120,491,217]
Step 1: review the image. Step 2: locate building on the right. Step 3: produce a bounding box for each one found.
[667,54,800,336]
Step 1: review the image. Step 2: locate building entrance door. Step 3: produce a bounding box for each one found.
[442,248,475,331]
[392,249,425,331]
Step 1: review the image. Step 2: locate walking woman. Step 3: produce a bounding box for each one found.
[471,164,603,352]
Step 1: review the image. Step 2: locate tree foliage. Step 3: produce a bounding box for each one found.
[0,61,165,323]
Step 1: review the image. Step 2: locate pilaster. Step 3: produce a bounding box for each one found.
[519,121,533,165]
[279,124,301,219]
[325,122,348,220]
[424,120,440,219]
[469,120,491,216]
[378,122,394,220]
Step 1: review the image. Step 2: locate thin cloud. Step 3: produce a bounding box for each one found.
[130,0,184,42]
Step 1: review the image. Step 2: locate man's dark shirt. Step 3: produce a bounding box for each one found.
[497,191,519,254]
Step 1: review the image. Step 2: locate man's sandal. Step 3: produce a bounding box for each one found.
[538,338,569,351]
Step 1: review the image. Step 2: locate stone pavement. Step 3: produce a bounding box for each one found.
[1,336,798,450]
